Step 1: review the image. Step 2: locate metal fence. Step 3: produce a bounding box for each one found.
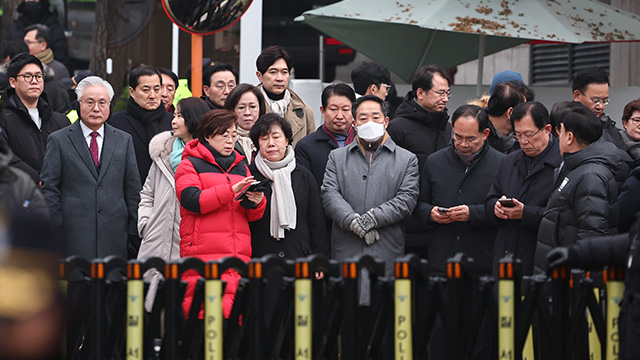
[59,253,624,360]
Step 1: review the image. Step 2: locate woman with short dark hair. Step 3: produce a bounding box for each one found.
[224,84,266,163]
[248,113,328,264]
[175,109,266,319]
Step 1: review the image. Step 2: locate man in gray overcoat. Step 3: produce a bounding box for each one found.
[41,76,141,259]
[321,95,419,304]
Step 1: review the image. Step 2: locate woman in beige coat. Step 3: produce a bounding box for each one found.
[136,97,209,311]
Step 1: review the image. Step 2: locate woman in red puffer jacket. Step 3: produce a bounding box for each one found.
[175,109,266,318]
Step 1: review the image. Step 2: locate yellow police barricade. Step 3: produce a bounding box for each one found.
[606,267,625,360]
[394,259,413,360]
[126,261,144,360]
[295,261,313,359]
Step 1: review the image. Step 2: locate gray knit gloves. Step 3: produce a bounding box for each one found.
[350,210,379,245]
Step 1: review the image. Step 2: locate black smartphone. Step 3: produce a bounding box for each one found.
[498,198,515,207]
[437,207,449,214]
[234,180,261,201]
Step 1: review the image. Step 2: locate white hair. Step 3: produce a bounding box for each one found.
[75,76,115,100]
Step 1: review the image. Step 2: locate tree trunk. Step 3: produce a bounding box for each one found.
[89,0,108,77]
[2,0,22,46]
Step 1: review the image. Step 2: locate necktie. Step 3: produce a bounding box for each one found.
[90,132,99,167]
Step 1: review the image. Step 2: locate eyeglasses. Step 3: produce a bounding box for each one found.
[16,73,45,83]
[79,99,110,109]
[579,91,610,106]
[216,133,238,142]
[512,128,543,141]
[430,89,453,98]
[213,83,236,92]
[628,117,640,126]
[24,40,43,46]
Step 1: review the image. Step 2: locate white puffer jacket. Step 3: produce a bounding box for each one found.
[136,130,182,310]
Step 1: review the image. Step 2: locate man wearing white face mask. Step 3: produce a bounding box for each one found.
[321,95,419,305]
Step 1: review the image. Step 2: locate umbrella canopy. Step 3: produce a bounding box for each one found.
[298,0,640,82]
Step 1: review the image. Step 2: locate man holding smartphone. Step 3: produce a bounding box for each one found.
[485,102,562,276]
[415,104,504,276]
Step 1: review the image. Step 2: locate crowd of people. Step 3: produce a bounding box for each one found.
[2,3,640,357]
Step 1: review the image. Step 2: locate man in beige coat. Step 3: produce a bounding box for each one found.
[256,46,315,146]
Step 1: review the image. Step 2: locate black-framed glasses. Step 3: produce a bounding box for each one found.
[512,128,543,141]
[79,99,110,109]
[16,73,45,83]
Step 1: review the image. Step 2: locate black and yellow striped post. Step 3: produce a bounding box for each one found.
[446,253,472,360]
[126,261,144,360]
[90,258,106,360]
[204,262,224,360]
[294,260,313,360]
[585,271,602,360]
[248,260,265,360]
[605,266,625,360]
[163,261,181,360]
[341,260,359,359]
[551,265,569,360]
[498,258,516,360]
[394,260,413,360]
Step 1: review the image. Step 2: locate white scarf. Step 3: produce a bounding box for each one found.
[254,145,297,239]
[261,87,291,117]
[236,127,255,164]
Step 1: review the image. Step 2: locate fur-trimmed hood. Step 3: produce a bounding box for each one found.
[148,130,175,162]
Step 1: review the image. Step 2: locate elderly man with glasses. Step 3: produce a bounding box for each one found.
[572,66,625,150]
[0,53,68,184]
[386,64,453,259]
[201,63,238,110]
[485,101,562,276]
[40,76,141,260]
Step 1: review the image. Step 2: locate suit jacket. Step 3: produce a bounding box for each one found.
[40,121,141,259]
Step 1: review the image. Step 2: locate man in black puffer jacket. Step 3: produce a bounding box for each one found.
[548,217,640,359]
[387,65,451,259]
[535,102,626,274]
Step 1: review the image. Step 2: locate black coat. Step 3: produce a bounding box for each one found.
[535,138,625,273]
[567,230,638,359]
[415,143,505,275]
[388,91,451,173]
[485,136,562,275]
[6,8,69,68]
[601,113,626,150]
[108,109,172,183]
[486,119,520,154]
[249,163,329,259]
[618,165,640,233]
[0,91,69,182]
[295,125,353,188]
[388,91,451,256]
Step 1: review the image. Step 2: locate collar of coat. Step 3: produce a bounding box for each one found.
[257,84,306,111]
[348,132,395,155]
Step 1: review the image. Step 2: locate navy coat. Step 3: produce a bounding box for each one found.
[485,136,562,275]
[415,143,505,275]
